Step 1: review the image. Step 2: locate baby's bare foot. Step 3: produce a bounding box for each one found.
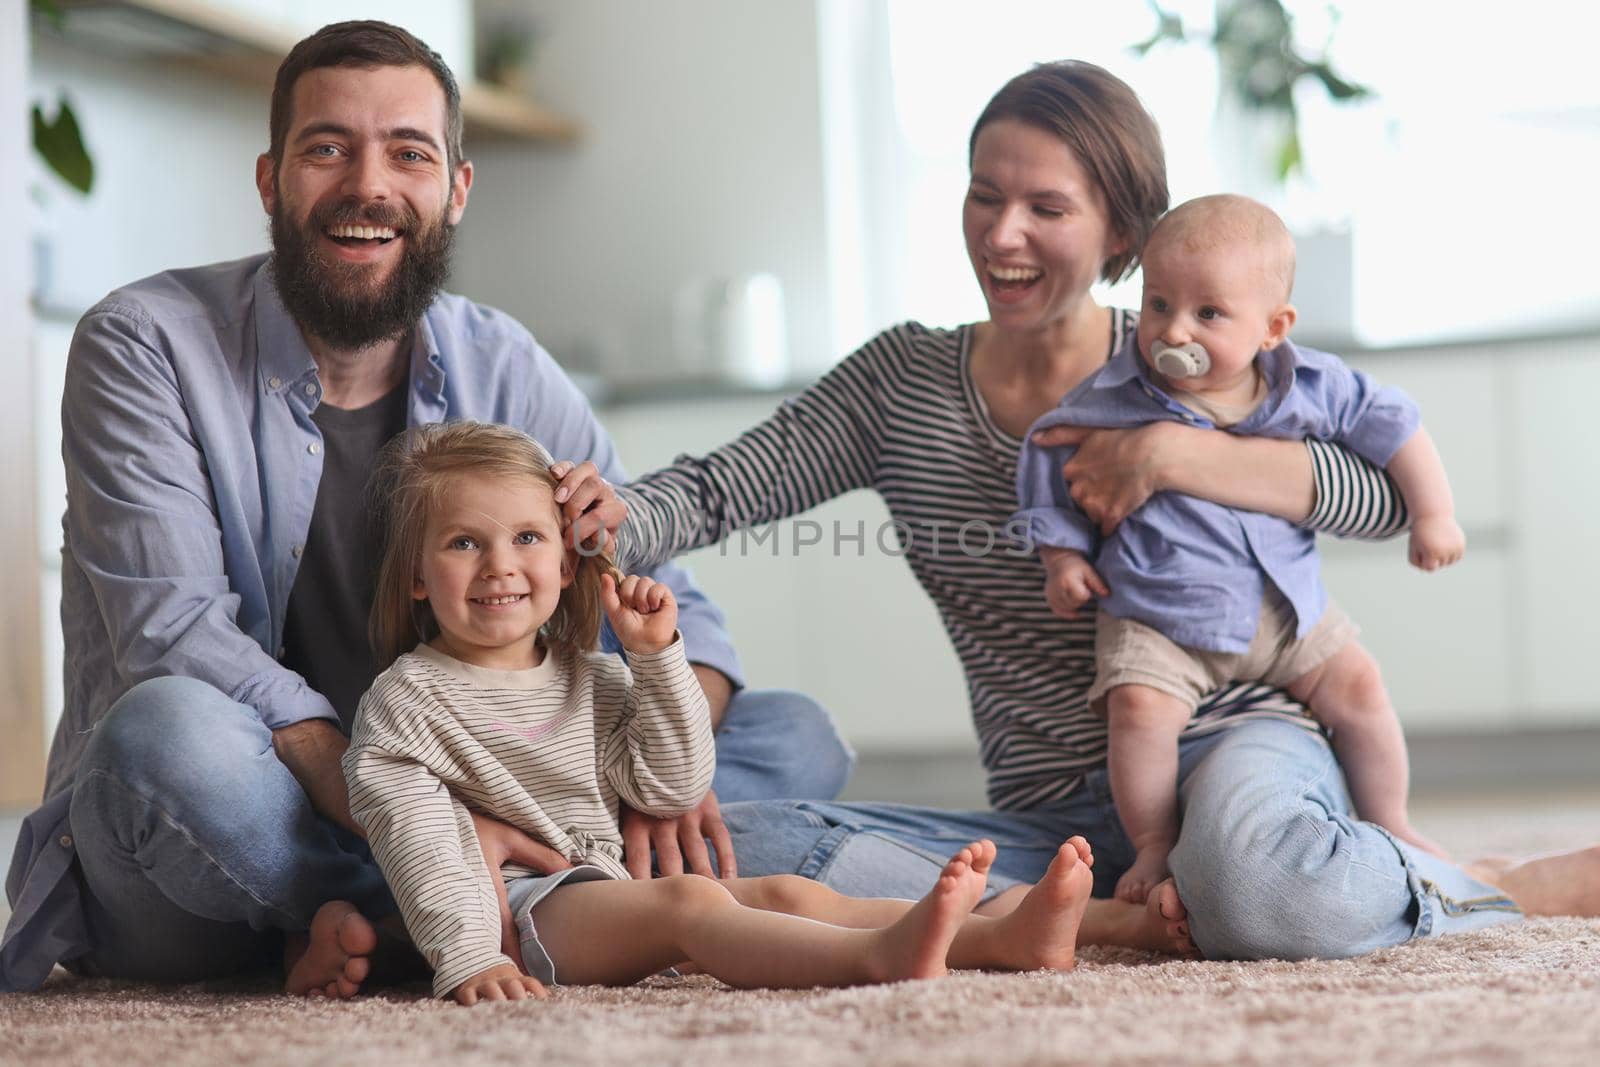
[1466,845,1600,918]
[285,901,378,998]
[1115,849,1171,905]
[987,836,1094,971]
[871,839,995,982]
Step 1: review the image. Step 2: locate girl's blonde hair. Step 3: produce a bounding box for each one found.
[367,420,615,670]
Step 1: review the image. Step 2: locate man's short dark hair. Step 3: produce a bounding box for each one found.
[269,20,465,173]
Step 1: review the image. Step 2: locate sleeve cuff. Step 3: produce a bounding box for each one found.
[1011,506,1097,556]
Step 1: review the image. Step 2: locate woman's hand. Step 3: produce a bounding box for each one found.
[549,460,627,553]
[469,811,572,964]
[451,962,548,1006]
[601,573,678,654]
[1032,423,1176,535]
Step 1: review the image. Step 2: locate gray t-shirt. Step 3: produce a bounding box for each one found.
[280,383,409,729]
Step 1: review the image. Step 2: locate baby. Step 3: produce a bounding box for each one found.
[1015,194,1461,903]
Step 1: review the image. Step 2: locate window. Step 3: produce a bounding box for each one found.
[821,0,1600,352]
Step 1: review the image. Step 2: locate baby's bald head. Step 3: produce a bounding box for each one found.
[1145,194,1296,303]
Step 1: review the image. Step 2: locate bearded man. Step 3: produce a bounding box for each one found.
[1,21,852,995]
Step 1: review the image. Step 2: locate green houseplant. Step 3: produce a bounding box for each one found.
[1133,0,1371,181]
[30,0,94,195]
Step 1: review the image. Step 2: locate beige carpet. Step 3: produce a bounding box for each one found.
[4,791,1597,1067]
[3,920,1598,1067]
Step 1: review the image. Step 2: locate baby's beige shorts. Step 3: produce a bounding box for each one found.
[1088,589,1359,713]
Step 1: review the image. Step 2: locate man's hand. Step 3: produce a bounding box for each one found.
[272,719,360,837]
[691,663,735,731]
[470,810,573,965]
[1032,422,1179,535]
[549,459,626,553]
[619,790,737,880]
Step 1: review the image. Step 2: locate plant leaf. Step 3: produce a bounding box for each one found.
[1305,61,1373,101]
[30,0,66,33]
[1276,128,1303,181]
[33,97,94,195]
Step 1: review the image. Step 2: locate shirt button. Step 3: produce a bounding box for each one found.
[304,383,317,396]
[59,835,73,848]
[268,376,282,390]
[308,442,321,455]
[292,545,304,559]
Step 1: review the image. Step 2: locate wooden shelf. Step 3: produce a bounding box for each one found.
[52,0,580,144]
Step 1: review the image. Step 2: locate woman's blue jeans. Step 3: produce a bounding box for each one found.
[719,717,1520,960]
[66,676,854,981]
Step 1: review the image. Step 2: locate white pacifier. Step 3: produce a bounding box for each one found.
[1152,340,1211,379]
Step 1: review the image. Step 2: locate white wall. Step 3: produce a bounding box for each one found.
[452,0,835,386]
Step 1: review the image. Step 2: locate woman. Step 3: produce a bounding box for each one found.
[605,61,1595,959]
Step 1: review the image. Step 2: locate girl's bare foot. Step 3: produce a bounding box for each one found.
[984,836,1095,970]
[285,901,378,998]
[869,839,996,981]
[1465,845,1600,918]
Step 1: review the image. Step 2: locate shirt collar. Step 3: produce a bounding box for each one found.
[1090,332,1148,390]
[252,259,318,396]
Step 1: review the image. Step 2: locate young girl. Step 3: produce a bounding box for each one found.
[306,420,1101,1005]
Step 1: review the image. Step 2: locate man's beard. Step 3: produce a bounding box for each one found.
[269,191,455,350]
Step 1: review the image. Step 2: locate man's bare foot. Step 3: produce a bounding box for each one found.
[981,836,1095,970]
[1114,847,1171,905]
[868,839,996,982]
[285,901,379,998]
[1465,845,1600,918]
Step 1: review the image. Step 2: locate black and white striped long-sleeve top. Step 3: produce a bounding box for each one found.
[618,316,1405,810]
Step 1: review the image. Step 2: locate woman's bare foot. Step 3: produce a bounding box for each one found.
[868,839,996,982]
[1465,845,1600,917]
[980,836,1095,970]
[285,901,379,998]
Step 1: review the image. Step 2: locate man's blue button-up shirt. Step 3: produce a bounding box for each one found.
[2,255,743,991]
[1014,334,1419,654]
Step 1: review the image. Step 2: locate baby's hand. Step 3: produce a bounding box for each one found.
[1041,548,1109,619]
[602,573,678,653]
[452,962,547,1006]
[1409,515,1465,572]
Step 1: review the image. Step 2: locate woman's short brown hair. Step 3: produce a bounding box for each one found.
[367,421,608,671]
[970,61,1169,284]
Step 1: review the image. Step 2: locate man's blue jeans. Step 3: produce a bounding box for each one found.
[719,718,1521,960]
[66,675,854,981]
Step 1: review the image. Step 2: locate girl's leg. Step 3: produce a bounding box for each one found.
[716,798,1192,953]
[531,843,993,988]
[723,837,1183,967]
[1105,684,1194,904]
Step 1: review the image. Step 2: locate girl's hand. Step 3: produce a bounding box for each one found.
[549,460,627,553]
[452,962,548,1006]
[601,573,678,654]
